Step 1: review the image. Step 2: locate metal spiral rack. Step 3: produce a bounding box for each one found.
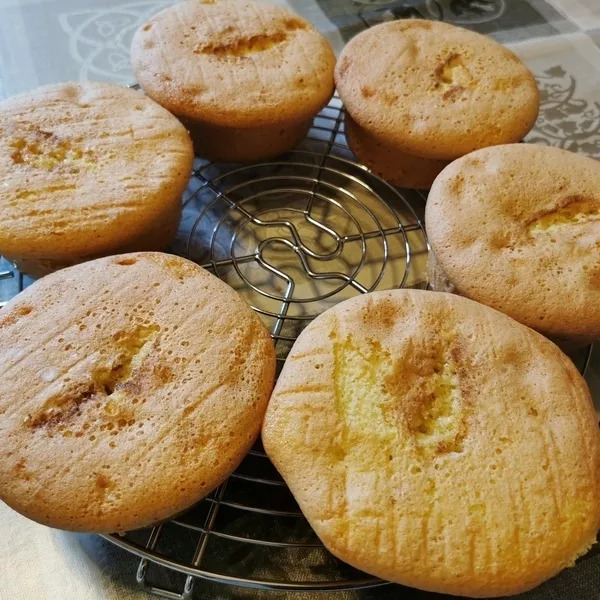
[0,95,594,599]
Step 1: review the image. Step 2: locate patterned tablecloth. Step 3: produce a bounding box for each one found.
[1,1,600,599]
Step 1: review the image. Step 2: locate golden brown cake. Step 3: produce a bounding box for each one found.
[426,143,600,343]
[131,0,335,162]
[344,114,449,189]
[0,82,194,277]
[335,19,539,188]
[0,252,276,533]
[263,289,600,597]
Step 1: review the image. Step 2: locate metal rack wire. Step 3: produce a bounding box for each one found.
[0,95,594,599]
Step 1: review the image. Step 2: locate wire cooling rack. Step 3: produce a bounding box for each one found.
[0,95,594,599]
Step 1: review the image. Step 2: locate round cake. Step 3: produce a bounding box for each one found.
[335,19,539,187]
[426,143,600,343]
[0,252,276,533]
[263,289,600,597]
[0,82,194,277]
[131,0,335,162]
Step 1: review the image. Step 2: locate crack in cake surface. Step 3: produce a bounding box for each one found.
[434,53,474,97]
[9,129,96,172]
[527,196,600,234]
[333,334,465,459]
[195,19,307,57]
[26,324,160,432]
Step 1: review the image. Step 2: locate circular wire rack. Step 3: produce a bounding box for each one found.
[0,95,594,599]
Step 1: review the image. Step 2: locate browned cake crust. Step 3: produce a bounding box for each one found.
[0,253,276,533]
[344,114,449,189]
[335,19,539,161]
[131,0,335,161]
[0,82,194,277]
[426,143,600,341]
[263,289,600,597]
